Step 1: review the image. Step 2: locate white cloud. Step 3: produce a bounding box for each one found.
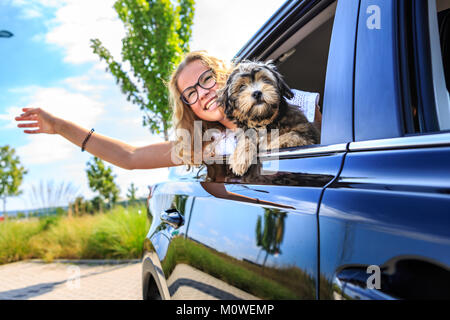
[15,0,284,65]
[114,166,170,199]
[191,0,286,62]
[10,0,64,19]
[10,0,125,63]
[9,0,27,6]
[44,0,125,64]
[63,75,107,92]
[36,0,63,7]
[16,134,75,165]
[0,106,22,130]
[25,86,105,128]
[21,7,42,18]
[31,32,46,42]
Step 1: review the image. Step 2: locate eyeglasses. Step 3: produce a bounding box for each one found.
[180,69,216,105]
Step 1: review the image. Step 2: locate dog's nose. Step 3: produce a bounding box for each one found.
[252,91,262,100]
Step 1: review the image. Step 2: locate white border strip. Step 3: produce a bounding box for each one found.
[260,142,347,159]
[349,132,450,151]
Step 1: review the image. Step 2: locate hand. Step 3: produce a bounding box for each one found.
[15,108,58,134]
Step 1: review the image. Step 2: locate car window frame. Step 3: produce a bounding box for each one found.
[428,0,450,131]
[398,0,450,135]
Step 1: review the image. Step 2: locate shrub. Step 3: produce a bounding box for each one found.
[0,220,42,264]
[85,205,150,259]
[0,204,150,265]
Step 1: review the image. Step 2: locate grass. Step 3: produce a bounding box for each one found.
[0,204,150,265]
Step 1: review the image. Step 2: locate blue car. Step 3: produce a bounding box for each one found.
[142,0,450,300]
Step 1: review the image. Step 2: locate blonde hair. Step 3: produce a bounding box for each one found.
[168,51,230,167]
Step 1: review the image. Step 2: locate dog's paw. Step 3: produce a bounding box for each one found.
[229,147,255,176]
[229,135,258,176]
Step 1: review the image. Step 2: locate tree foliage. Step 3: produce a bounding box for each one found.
[86,157,120,210]
[255,209,287,267]
[127,182,138,204]
[91,0,196,141]
[0,145,27,216]
[69,195,95,217]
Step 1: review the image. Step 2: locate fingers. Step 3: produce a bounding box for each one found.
[21,109,36,117]
[17,120,42,135]
[20,122,41,134]
[16,108,42,134]
[19,107,40,118]
[23,129,41,134]
[22,107,38,112]
[17,122,39,128]
[15,114,38,121]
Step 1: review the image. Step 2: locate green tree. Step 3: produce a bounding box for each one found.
[16,212,25,219]
[69,195,95,216]
[0,145,28,217]
[255,208,287,267]
[127,182,138,205]
[90,195,104,213]
[91,0,195,141]
[86,157,120,212]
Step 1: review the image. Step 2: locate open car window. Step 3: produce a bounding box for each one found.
[235,1,338,153]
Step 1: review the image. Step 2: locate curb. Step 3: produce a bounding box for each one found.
[19,259,141,266]
[54,259,141,265]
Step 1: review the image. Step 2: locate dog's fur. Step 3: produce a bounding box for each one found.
[217,60,320,176]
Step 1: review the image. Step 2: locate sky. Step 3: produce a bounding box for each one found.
[0,0,286,212]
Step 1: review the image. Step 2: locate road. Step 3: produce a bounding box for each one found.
[0,260,141,300]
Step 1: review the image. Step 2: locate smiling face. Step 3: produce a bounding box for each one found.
[177,60,226,123]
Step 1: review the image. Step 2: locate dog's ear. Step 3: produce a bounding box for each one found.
[216,70,237,117]
[215,86,228,109]
[216,72,231,107]
[264,61,294,100]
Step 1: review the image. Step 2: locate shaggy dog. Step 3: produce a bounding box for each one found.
[216,60,320,176]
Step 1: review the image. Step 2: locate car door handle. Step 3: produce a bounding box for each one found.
[160,209,184,229]
[333,267,397,300]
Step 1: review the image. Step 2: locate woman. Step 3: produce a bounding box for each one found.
[15,51,236,170]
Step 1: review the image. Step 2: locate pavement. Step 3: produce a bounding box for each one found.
[0,259,142,300]
[0,260,259,300]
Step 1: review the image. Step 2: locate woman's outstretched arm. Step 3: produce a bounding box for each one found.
[15,107,180,170]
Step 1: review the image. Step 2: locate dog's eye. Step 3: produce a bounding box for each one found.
[238,84,246,92]
[261,77,272,84]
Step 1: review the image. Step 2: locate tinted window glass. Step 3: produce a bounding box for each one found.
[404,0,450,134]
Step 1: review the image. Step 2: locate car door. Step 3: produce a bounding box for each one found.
[319,0,450,300]
[144,147,345,300]
[178,146,345,300]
